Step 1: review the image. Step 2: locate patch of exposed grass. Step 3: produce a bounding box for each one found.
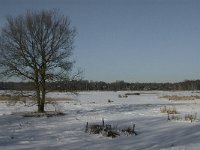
[125,93,140,96]
[160,95,200,101]
[0,94,33,101]
[170,114,182,121]
[160,106,198,123]
[0,94,74,102]
[12,111,65,117]
[167,113,198,123]
[160,106,178,114]
[185,113,197,123]
[0,95,15,101]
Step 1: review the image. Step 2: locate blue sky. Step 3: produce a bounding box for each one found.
[0,0,200,83]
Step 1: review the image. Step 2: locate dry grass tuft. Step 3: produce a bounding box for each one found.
[160,106,198,123]
[12,111,65,117]
[160,106,178,114]
[0,94,33,101]
[185,113,197,123]
[0,94,74,102]
[170,114,182,120]
[125,93,140,96]
[160,95,200,101]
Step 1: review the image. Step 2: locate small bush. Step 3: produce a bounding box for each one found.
[86,122,119,138]
[89,124,103,134]
[121,124,138,136]
[85,119,137,138]
[185,113,197,123]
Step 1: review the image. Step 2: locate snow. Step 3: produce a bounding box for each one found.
[1,91,200,149]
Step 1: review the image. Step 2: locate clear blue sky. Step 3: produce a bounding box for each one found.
[0,0,200,83]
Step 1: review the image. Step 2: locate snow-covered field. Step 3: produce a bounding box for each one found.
[1,91,200,150]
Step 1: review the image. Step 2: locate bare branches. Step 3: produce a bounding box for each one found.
[0,10,76,112]
[0,10,75,80]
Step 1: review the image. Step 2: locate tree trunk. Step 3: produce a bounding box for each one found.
[39,60,46,113]
[38,102,44,113]
[40,82,46,113]
[35,87,44,113]
[34,75,45,113]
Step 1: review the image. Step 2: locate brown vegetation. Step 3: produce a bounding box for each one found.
[160,106,198,123]
[185,113,197,123]
[125,93,140,96]
[0,94,74,102]
[0,94,32,101]
[160,95,200,101]
[12,111,65,117]
[160,106,178,114]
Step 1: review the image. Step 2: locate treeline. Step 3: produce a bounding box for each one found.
[1,80,200,91]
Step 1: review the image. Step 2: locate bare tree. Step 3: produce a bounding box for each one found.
[0,10,76,112]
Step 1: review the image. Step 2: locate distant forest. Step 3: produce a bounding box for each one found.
[1,80,200,91]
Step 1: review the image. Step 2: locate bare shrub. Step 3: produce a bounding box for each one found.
[102,125,120,138]
[170,114,182,121]
[185,113,197,123]
[85,119,137,138]
[86,122,119,138]
[89,124,103,134]
[121,124,138,136]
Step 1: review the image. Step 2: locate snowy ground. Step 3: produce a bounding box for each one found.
[1,91,200,150]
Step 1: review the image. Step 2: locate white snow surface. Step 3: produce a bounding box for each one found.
[1,91,200,150]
